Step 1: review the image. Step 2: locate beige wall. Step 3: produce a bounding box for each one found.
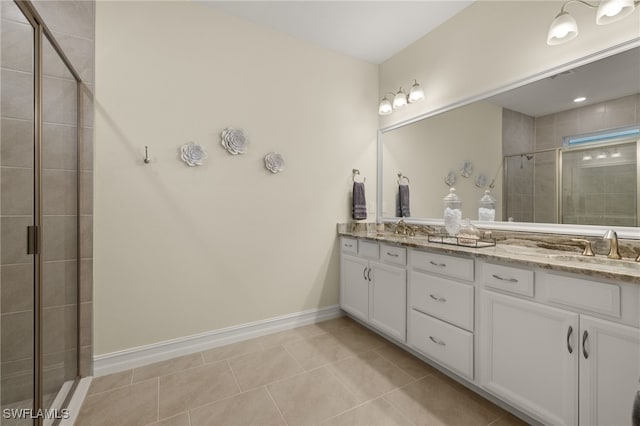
[382,101,503,220]
[379,0,640,129]
[94,2,378,355]
[94,0,639,356]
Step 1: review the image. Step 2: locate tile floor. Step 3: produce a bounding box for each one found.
[75,317,529,426]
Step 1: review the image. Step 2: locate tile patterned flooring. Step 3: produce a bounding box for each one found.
[75,317,529,426]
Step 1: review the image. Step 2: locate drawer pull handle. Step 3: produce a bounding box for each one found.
[367,268,372,282]
[387,252,399,257]
[567,326,573,354]
[362,267,368,281]
[429,336,446,346]
[429,261,447,267]
[582,330,589,359]
[429,294,447,303]
[492,274,518,283]
[344,243,353,248]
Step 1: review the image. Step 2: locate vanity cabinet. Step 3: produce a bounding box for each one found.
[340,238,407,342]
[479,263,640,426]
[480,290,579,425]
[579,316,640,426]
[407,249,475,380]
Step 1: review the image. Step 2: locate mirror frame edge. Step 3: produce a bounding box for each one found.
[376,37,640,240]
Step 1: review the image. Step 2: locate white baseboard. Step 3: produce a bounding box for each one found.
[93,305,343,377]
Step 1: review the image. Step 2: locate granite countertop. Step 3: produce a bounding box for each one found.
[338,228,640,285]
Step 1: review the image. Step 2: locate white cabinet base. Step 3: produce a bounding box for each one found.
[480,290,578,426]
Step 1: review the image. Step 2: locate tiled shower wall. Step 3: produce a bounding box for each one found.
[502,94,639,224]
[502,108,535,222]
[0,0,94,405]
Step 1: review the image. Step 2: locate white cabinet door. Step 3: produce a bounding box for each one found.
[369,261,406,342]
[579,315,640,426]
[340,254,369,322]
[480,290,578,426]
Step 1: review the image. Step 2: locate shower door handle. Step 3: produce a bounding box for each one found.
[26,226,38,255]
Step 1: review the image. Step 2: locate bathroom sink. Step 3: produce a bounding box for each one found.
[546,254,639,270]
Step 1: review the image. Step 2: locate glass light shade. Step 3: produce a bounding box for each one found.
[393,88,407,109]
[378,97,393,115]
[408,80,425,103]
[596,0,635,24]
[547,11,578,45]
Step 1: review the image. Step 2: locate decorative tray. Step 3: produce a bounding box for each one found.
[427,234,496,248]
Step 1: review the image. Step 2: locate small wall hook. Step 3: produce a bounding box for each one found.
[144,146,151,164]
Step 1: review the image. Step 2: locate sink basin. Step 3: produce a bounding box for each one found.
[547,254,639,270]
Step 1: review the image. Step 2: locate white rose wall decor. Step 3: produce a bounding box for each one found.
[264,152,285,173]
[221,128,248,155]
[174,127,285,174]
[180,142,207,166]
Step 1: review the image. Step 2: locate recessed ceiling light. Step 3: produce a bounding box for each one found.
[573,96,587,103]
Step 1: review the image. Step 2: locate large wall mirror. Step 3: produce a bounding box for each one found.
[378,42,640,238]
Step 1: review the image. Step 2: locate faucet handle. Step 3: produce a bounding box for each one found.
[571,239,595,256]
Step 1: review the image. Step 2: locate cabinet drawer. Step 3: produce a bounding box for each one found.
[545,274,620,318]
[341,237,357,254]
[408,309,473,380]
[483,263,534,297]
[409,271,474,331]
[358,241,379,259]
[380,244,406,266]
[410,250,474,281]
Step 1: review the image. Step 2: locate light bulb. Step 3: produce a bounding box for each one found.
[596,0,635,24]
[393,88,407,109]
[547,11,579,45]
[573,97,586,103]
[378,97,392,116]
[408,80,425,103]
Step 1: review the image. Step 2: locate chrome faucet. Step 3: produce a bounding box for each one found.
[603,229,621,259]
[394,219,416,237]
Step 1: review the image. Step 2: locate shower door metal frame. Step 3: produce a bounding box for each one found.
[12,1,84,424]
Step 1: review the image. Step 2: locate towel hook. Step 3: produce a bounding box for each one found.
[352,169,366,183]
[143,146,151,164]
[397,172,410,184]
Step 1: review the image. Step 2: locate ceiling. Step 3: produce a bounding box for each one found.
[201,1,474,64]
[488,46,640,117]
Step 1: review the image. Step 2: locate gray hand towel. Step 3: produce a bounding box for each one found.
[352,182,367,220]
[398,184,410,217]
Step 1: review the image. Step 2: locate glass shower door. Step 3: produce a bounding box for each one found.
[40,34,79,411]
[1,0,36,421]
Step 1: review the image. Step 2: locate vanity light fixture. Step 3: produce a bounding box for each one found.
[547,0,639,45]
[611,149,622,158]
[573,96,587,102]
[596,152,608,159]
[583,154,593,160]
[378,80,425,115]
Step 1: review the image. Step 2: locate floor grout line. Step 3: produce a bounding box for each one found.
[226,359,242,394]
[156,377,160,424]
[264,385,289,426]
